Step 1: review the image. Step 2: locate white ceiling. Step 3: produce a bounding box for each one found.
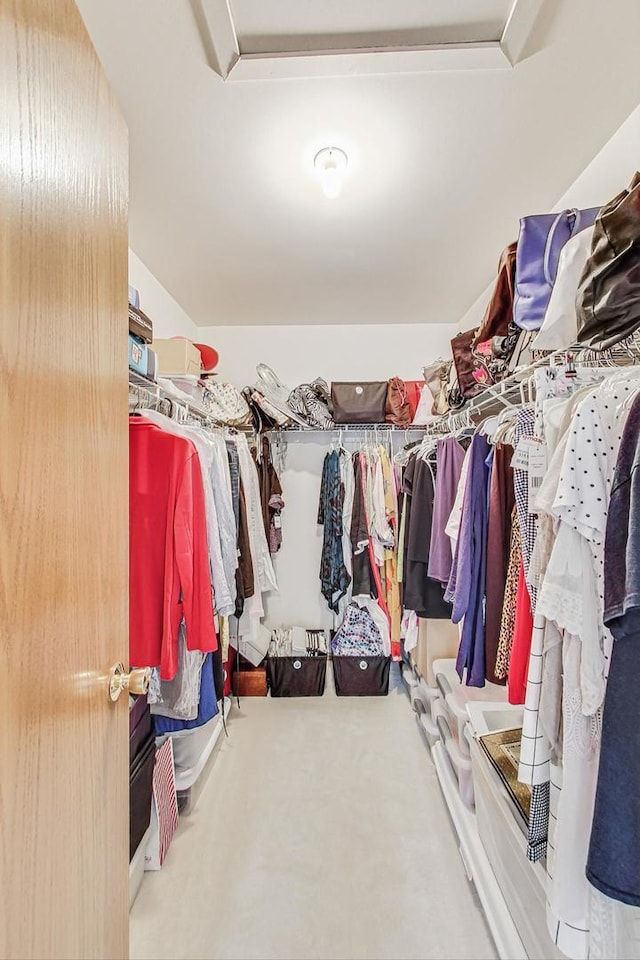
[77,0,640,327]
[232,0,511,52]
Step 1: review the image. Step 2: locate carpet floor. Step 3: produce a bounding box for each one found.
[130,670,496,960]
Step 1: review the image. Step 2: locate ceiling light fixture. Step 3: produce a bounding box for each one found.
[314,146,348,199]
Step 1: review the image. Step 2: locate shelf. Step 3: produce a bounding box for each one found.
[271,423,430,433]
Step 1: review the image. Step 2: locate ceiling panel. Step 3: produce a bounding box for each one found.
[232,0,511,52]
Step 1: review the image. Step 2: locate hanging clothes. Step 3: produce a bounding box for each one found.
[350,452,376,598]
[447,432,490,686]
[338,448,355,615]
[402,452,452,619]
[317,449,351,613]
[141,409,235,616]
[255,435,285,554]
[129,417,217,680]
[484,442,515,683]
[588,393,640,909]
[428,436,467,586]
[379,446,402,658]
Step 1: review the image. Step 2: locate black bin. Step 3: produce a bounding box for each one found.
[332,655,391,697]
[130,735,156,860]
[267,655,327,697]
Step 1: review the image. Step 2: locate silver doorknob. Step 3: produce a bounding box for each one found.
[108,662,151,702]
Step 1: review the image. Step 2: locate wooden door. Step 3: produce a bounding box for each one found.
[0,1,129,957]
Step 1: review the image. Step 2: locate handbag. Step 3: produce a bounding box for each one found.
[411,384,437,425]
[576,172,640,350]
[201,380,252,426]
[473,241,517,344]
[254,364,308,427]
[513,206,600,331]
[331,381,388,424]
[450,329,494,400]
[422,359,451,416]
[385,377,412,427]
[404,381,423,420]
[532,226,596,351]
[288,378,333,428]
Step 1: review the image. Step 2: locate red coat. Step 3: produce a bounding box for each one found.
[129,418,217,679]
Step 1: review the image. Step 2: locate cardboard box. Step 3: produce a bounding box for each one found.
[152,338,201,376]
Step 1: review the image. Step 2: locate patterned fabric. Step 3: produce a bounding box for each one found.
[495,507,521,680]
[288,380,333,428]
[317,451,351,613]
[150,738,179,868]
[331,601,384,656]
[527,782,550,862]
[512,406,538,609]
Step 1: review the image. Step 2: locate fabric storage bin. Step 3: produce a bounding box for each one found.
[332,655,390,696]
[130,735,156,861]
[267,655,327,697]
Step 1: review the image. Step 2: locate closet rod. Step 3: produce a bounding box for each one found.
[270,424,430,433]
[128,371,254,434]
[423,332,640,435]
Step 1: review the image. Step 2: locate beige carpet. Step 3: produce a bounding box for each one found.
[130,672,496,960]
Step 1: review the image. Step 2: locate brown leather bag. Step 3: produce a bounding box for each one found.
[331,382,388,424]
[576,171,640,350]
[385,377,412,426]
[451,329,494,400]
[473,242,517,345]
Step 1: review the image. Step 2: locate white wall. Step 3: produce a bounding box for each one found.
[457,103,640,332]
[191,322,458,634]
[128,249,198,340]
[196,322,458,388]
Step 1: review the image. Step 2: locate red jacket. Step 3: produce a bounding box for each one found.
[129,418,217,679]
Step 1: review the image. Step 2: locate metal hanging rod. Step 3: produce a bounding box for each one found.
[270,423,429,433]
[128,371,254,434]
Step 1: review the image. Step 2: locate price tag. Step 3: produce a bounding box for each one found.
[528,443,548,505]
[273,515,282,529]
[511,438,537,472]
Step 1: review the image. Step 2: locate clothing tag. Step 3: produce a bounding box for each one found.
[528,443,548,505]
[273,515,282,529]
[511,438,536,472]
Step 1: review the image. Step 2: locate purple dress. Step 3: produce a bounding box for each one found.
[428,437,467,586]
[448,433,491,686]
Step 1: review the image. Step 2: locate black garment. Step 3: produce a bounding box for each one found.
[402,453,452,619]
[350,454,376,598]
[317,450,351,614]
[587,395,640,906]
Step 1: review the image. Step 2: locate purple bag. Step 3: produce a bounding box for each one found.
[513,206,600,331]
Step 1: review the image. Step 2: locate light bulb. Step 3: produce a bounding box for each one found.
[314,146,348,200]
[321,165,342,199]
